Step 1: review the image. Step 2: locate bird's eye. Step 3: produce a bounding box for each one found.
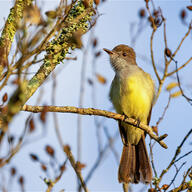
[122,53,127,56]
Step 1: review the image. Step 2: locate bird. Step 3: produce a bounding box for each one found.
[103,44,155,184]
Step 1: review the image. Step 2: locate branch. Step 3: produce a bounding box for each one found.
[168,23,192,63]
[168,166,192,192]
[167,57,192,76]
[22,105,168,149]
[64,145,89,192]
[158,129,192,184]
[150,28,161,83]
[0,0,33,75]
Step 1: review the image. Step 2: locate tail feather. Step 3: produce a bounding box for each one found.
[118,135,152,184]
[136,135,152,183]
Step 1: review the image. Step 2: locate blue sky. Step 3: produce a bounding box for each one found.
[0,0,192,191]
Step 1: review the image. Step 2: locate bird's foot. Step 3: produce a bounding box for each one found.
[135,118,141,128]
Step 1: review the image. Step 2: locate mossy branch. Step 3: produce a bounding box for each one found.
[0,0,33,75]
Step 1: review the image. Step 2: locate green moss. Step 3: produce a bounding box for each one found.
[45,1,94,65]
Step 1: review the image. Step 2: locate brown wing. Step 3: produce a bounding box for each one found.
[118,121,128,146]
[147,106,153,125]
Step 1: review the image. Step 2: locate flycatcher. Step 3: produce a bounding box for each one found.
[104,44,155,184]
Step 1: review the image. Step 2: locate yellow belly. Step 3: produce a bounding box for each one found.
[110,72,154,144]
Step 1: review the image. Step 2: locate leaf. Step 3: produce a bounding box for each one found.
[45,10,57,19]
[29,153,39,162]
[76,161,86,171]
[161,184,169,190]
[166,82,178,91]
[187,6,192,11]
[170,90,182,98]
[96,73,106,84]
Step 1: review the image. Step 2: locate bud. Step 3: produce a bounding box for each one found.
[8,135,15,144]
[153,10,159,17]
[94,0,100,6]
[41,164,47,172]
[148,188,156,192]
[2,93,8,103]
[45,145,55,157]
[87,78,93,85]
[139,9,146,18]
[161,184,169,190]
[30,153,39,161]
[40,106,48,123]
[18,176,24,186]
[10,167,17,176]
[165,48,172,58]
[63,145,71,154]
[60,164,66,172]
[92,38,98,47]
[154,17,162,27]
[29,118,35,133]
[95,51,101,57]
[180,9,187,20]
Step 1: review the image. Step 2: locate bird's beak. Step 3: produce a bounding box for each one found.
[103,48,114,55]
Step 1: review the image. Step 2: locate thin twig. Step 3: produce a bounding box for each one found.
[175,60,192,104]
[150,28,161,83]
[83,131,119,186]
[64,146,89,192]
[156,94,171,127]
[158,129,192,184]
[168,23,192,65]
[77,33,92,163]
[103,126,119,164]
[165,162,186,191]
[168,166,192,192]
[149,139,158,177]
[175,150,192,163]
[167,57,192,77]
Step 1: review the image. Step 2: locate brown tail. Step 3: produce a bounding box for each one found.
[118,135,152,184]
